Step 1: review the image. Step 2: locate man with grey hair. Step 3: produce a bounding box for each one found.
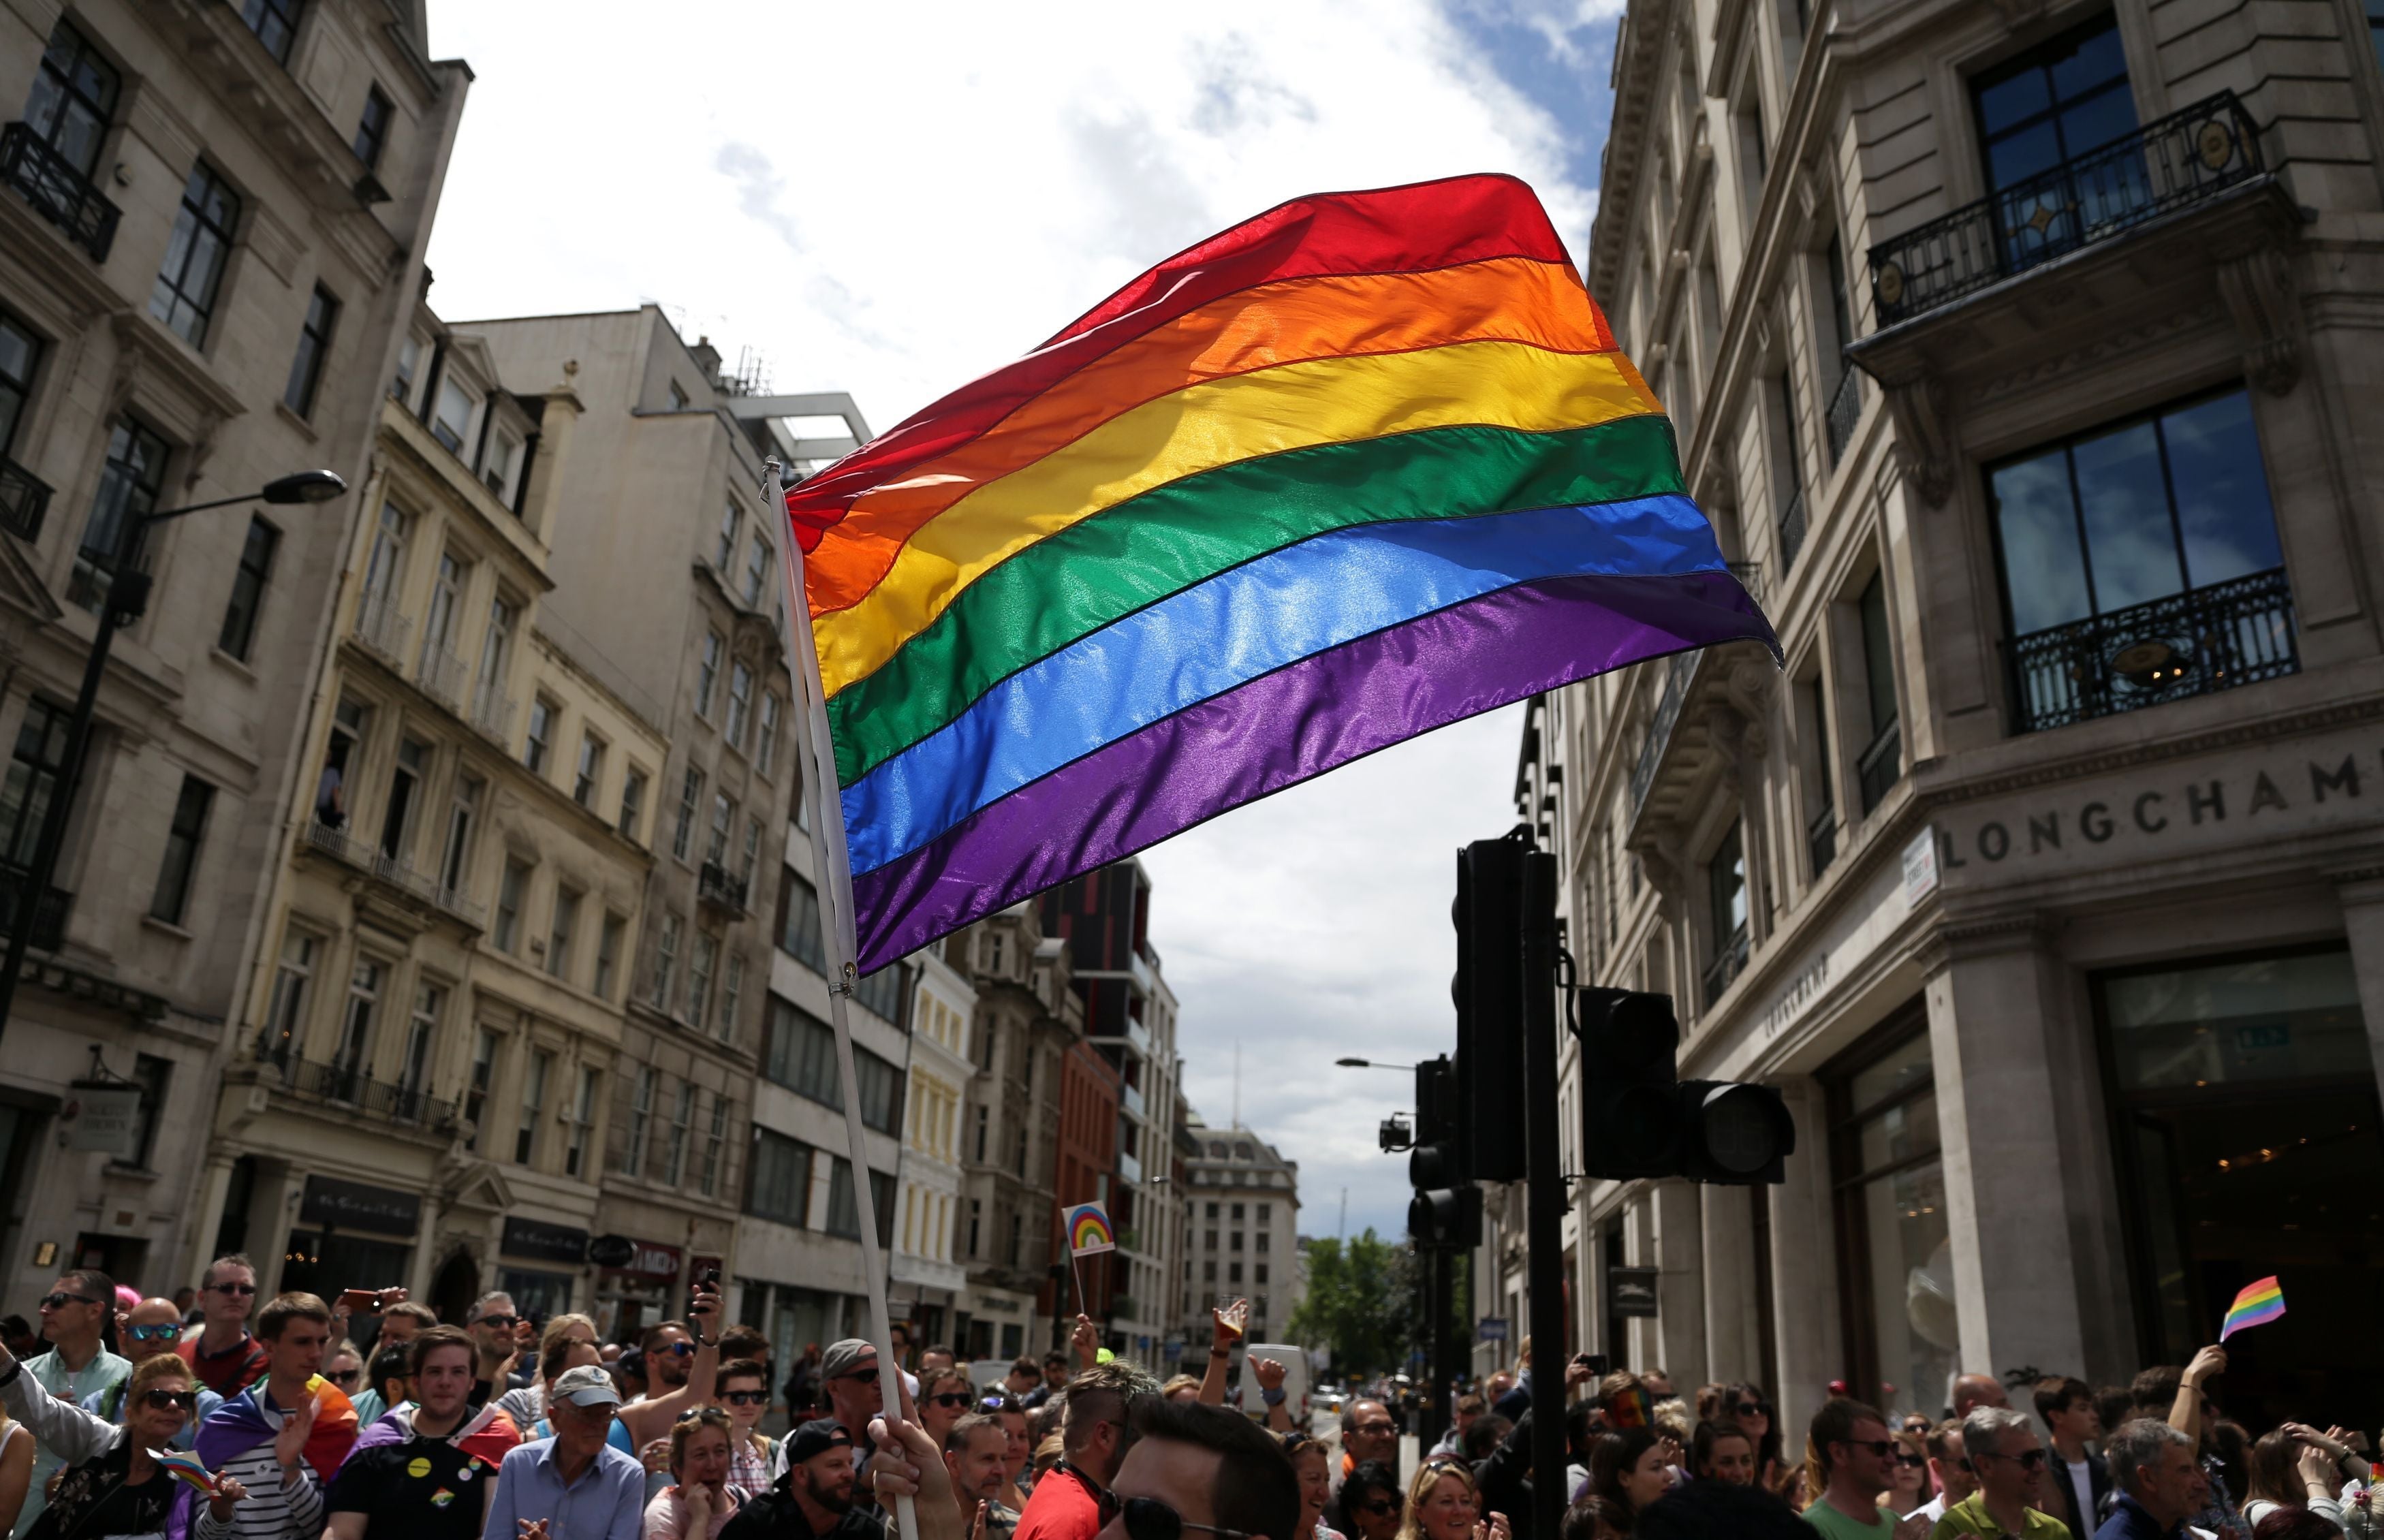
[1929,1406,2066,1538]
[2095,1419,2207,1540]
[1011,1360,1162,1540]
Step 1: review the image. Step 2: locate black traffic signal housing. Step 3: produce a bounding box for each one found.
[1408,1056,1482,1248]
[1575,988,1795,1184]
[1452,838,1527,1183]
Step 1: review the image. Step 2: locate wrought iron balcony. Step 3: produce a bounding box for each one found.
[1703,925,1749,1008]
[1857,719,1902,814]
[1,122,121,262]
[1868,92,2262,328]
[417,642,467,711]
[257,1046,453,1128]
[2005,566,2296,734]
[697,859,750,913]
[0,455,52,544]
[1778,486,1807,570]
[304,818,482,924]
[1825,367,1863,463]
[0,860,70,951]
[1628,646,1701,817]
[470,681,515,742]
[352,592,410,665]
[1807,803,1837,878]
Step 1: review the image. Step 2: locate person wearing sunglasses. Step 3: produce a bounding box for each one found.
[1725,1383,1791,1496]
[82,1297,222,1451]
[18,1268,131,1535]
[715,1359,777,1498]
[467,1292,526,1397]
[1885,1428,1932,1520]
[1010,1360,1160,1540]
[326,1326,524,1540]
[719,1417,880,1540]
[1096,1393,1299,1540]
[771,1339,883,1502]
[1336,1462,1402,1540]
[919,1370,977,1450]
[1802,1399,1932,1540]
[1928,1407,2067,1539]
[614,1286,724,1466]
[0,1337,248,1537]
[181,1255,270,1398]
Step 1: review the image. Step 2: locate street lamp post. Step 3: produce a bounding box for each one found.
[1334,1056,1420,1072]
[0,470,347,1041]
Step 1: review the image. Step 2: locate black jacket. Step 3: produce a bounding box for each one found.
[720,1484,888,1540]
[2045,1447,2112,1537]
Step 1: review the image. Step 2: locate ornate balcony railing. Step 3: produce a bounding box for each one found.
[0,859,70,952]
[1628,646,1701,817]
[0,122,122,262]
[1703,924,1749,1008]
[1857,719,1902,814]
[418,642,467,711]
[470,681,515,742]
[2005,566,2297,735]
[353,591,410,665]
[1867,92,2261,327]
[697,860,749,914]
[304,819,482,924]
[1778,486,1807,571]
[1807,804,1837,878]
[0,455,53,544]
[1825,366,1863,462]
[258,1047,452,1128]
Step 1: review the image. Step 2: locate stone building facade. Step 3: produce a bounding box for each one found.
[890,938,975,1351]
[1484,0,2384,1439]
[1179,1118,1301,1352]
[0,0,465,1296]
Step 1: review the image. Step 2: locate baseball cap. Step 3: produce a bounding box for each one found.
[821,1338,877,1380]
[785,1417,854,1464]
[551,1364,623,1409]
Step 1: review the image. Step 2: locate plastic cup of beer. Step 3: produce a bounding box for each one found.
[1221,1298,1249,1338]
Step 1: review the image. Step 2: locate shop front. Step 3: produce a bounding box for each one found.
[283,1176,421,1301]
[497,1216,591,1323]
[958,1285,1036,1362]
[594,1236,684,1342]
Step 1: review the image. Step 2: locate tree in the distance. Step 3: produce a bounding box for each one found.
[1288,1229,1422,1381]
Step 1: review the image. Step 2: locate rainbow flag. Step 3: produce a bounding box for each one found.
[1065,1201,1117,1257]
[787,174,1776,970]
[2220,1275,2285,1340]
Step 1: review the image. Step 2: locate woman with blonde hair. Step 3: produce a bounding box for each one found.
[1397,1458,1511,1540]
[0,1344,244,1535]
[497,1312,597,1429]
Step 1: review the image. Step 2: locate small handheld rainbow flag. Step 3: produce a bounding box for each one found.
[1065,1201,1116,1258]
[2220,1276,2285,1340]
[151,1448,216,1494]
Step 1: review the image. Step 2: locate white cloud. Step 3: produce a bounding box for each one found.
[425,0,1584,1241]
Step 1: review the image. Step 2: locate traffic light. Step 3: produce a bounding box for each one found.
[1408,1056,1482,1248]
[1575,988,1796,1184]
[1452,838,1527,1182]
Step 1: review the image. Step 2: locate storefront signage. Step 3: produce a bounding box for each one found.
[65,1086,142,1159]
[300,1176,420,1236]
[1607,1266,1660,1319]
[587,1234,636,1268]
[1902,827,1940,908]
[601,1238,682,1280]
[1477,1316,1509,1342]
[1937,730,2384,885]
[503,1216,591,1266]
[973,1294,1022,1315]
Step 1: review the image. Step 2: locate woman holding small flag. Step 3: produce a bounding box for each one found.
[0,1336,249,1538]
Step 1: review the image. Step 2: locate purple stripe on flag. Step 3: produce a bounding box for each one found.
[849,567,1773,971]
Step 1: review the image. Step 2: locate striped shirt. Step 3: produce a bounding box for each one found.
[204,1393,326,1540]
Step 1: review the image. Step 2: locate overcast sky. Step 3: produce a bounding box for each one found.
[426,0,1622,1246]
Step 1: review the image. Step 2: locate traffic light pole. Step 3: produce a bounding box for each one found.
[1431,1243,1460,1453]
[1521,848,1567,1540]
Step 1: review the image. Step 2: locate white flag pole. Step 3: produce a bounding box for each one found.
[766,458,917,1540]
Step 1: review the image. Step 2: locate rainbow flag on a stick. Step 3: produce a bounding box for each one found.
[787,174,1776,971]
[2220,1276,2285,1340]
[1065,1201,1117,1258]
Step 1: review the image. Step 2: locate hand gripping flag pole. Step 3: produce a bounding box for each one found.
[766,458,917,1540]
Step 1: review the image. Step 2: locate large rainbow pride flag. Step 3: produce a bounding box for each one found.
[787,173,1777,971]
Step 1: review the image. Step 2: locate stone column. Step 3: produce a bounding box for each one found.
[2337,870,2384,1096]
[1700,1182,1755,1387]
[1767,1077,1840,1439]
[185,1151,236,1289]
[1650,1181,1708,1391]
[408,1191,441,1300]
[1925,917,2088,1386]
[247,1159,302,1298]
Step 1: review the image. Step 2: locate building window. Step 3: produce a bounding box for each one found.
[282,285,338,418]
[1971,14,2137,264]
[699,1093,727,1197]
[495,859,530,953]
[565,1066,597,1179]
[238,0,301,63]
[853,1050,903,1135]
[707,793,734,865]
[439,774,481,898]
[2372,0,2384,72]
[431,376,475,454]
[25,22,120,182]
[746,1128,810,1225]
[573,733,603,806]
[1991,387,2289,734]
[474,597,516,723]
[718,951,744,1043]
[517,1048,551,1166]
[1823,1009,1949,1421]
[524,698,555,774]
[1255,1263,1270,1284]
[618,768,646,840]
[378,737,426,863]
[398,983,441,1099]
[257,928,317,1061]
[665,1079,695,1186]
[547,886,580,980]
[483,426,521,505]
[764,996,841,1106]
[777,867,828,973]
[755,695,781,779]
[390,334,421,406]
[740,817,763,883]
[651,911,682,1007]
[725,662,753,751]
[148,773,215,924]
[697,631,723,717]
[465,1028,497,1150]
[672,768,702,860]
[1230,1231,1244,1251]
[715,503,739,571]
[352,85,392,169]
[1229,1261,1243,1285]
[687,932,717,1024]
[1804,681,1836,877]
[0,313,38,461]
[826,1158,894,1248]
[149,163,240,347]
[125,1054,172,1169]
[1775,369,1807,568]
[71,417,170,611]
[1704,821,1748,1007]
[216,516,279,660]
[0,697,67,873]
[1855,573,1901,813]
[595,912,625,999]
[421,560,465,683]
[742,537,768,606]
[625,1066,654,1177]
[332,958,381,1086]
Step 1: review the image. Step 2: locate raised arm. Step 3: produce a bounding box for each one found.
[2169,1345,2225,1443]
[1252,1357,1293,1432]
[618,1286,723,1448]
[0,1347,119,1468]
[1197,1302,1241,1407]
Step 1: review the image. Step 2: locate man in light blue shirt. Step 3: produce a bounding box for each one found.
[486,1364,644,1539]
[14,1270,130,1539]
